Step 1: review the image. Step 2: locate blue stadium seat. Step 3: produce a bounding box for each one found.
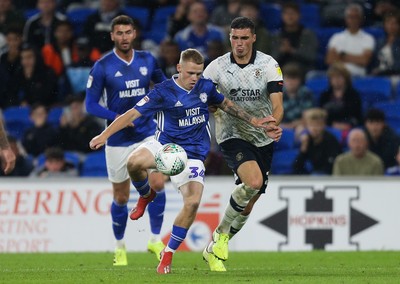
[81,150,107,177]
[124,6,150,30]
[300,4,321,28]
[271,149,299,175]
[260,3,282,32]
[66,8,96,36]
[305,77,328,103]
[24,9,39,19]
[353,77,392,109]
[146,5,176,43]
[365,27,385,42]
[47,106,63,128]
[325,126,342,144]
[36,151,81,169]
[372,100,400,132]
[3,106,32,140]
[274,128,295,151]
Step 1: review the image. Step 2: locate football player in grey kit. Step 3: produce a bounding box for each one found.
[202,16,284,271]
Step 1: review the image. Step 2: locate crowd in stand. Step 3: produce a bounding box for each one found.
[0,0,400,177]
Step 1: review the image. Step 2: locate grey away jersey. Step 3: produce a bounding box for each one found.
[203,51,283,147]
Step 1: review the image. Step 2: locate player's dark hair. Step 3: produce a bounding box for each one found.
[180,48,204,65]
[111,15,135,31]
[230,17,255,34]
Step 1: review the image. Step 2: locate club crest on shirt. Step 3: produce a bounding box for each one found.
[254,68,262,79]
[139,66,148,76]
[199,92,208,103]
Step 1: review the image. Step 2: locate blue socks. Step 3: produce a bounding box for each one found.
[111,200,128,240]
[167,225,188,251]
[131,178,150,196]
[148,190,166,235]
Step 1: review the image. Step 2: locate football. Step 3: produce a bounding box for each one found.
[155,143,188,176]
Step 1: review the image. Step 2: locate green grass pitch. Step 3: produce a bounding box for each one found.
[1,251,399,283]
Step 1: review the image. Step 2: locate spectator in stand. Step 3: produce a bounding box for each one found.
[333,128,384,176]
[385,146,400,175]
[280,63,314,132]
[0,26,23,108]
[209,0,241,33]
[0,0,25,35]
[82,0,125,54]
[363,108,400,170]
[372,0,400,27]
[319,62,363,133]
[166,0,195,39]
[42,20,101,77]
[174,1,225,60]
[239,0,272,55]
[158,39,180,78]
[270,2,318,73]
[293,108,342,175]
[371,11,400,76]
[205,39,226,67]
[59,95,102,154]
[22,103,59,157]
[7,44,59,107]
[23,0,67,50]
[30,146,79,178]
[325,3,375,77]
[0,135,33,177]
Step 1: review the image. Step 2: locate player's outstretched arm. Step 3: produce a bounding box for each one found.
[89,108,142,150]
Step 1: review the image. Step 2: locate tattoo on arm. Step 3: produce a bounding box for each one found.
[0,122,10,149]
[219,99,254,123]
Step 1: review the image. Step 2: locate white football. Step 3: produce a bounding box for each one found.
[155,143,188,176]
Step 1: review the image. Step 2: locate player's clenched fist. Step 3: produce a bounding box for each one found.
[89,135,106,150]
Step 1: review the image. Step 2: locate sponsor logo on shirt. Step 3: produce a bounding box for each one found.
[86,75,93,88]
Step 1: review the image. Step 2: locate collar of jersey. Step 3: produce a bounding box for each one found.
[230,49,256,68]
[113,48,134,65]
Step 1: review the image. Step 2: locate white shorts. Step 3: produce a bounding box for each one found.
[139,139,205,188]
[105,136,154,183]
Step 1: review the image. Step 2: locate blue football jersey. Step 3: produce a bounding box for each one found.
[134,76,225,161]
[85,49,166,146]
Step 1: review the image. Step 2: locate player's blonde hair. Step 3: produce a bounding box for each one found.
[179,48,204,65]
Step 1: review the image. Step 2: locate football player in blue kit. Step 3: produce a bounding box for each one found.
[89,48,282,274]
[85,15,167,266]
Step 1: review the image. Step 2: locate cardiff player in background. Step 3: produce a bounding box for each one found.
[89,48,282,274]
[202,16,284,271]
[85,15,167,266]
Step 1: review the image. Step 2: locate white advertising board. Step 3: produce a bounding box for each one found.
[1,177,399,253]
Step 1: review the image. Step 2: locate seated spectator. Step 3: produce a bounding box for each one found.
[0,135,33,177]
[30,146,79,178]
[270,1,318,73]
[82,0,125,54]
[167,0,196,39]
[239,0,272,55]
[280,63,315,131]
[173,1,225,60]
[319,62,363,132]
[385,146,400,175]
[22,103,59,157]
[371,11,400,76]
[158,39,180,78]
[7,44,59,107]
[372,0,400,27]
[23,0,67,50]
[325,3,375,76]
[209,0,240,33]
[364,108,400,169]
[0,0,25,36]
[59,95,102,154]
[333,128,384,176]
[293,108,342,175]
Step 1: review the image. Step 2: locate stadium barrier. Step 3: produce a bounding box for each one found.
[1,177,399,253]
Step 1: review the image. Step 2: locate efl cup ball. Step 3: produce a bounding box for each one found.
[155,143,188,176]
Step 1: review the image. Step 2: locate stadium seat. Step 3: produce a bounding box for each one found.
[123,6,150,30]
[47,106,63,127]
[325,126,342,144]
[271,149,299,175]
[81,150,107,177]
[274,128,295,151]
[353,77,392,109]
[305,77,328,103]
[3,106,32,140]
[66,8,96,36]
[146,5,176,43]
[260,3,282,32]
[24,9,39,19]
[372,100,400,132]
[36,151,81,169]
[312,27,343,70]
[300,4,321,28]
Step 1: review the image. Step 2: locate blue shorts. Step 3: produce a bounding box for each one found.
[219,139,274,194]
